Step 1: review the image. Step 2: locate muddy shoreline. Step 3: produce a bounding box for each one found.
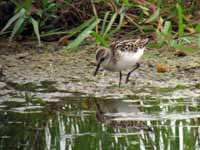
[0,40,200,96]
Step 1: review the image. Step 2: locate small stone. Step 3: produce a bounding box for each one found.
[0,82,6,89]
[174,50,187,57]
[58,36,69,46]
[156,63,170,73]
[90,61,96,66]
[16,52,29,59]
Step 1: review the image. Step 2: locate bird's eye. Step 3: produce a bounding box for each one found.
[100,57,105,62]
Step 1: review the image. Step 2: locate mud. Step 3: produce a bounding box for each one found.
[0,40,200,97]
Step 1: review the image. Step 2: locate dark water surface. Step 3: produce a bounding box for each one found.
[0,81,200,150]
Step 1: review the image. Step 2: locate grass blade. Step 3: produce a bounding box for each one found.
[103,13,117,37]
[1,8,26,33]
[64,17,100,50]
[198,35,200,48]
[101,11,110,34]
[163,21,171,33]
[170,40,196,52]
[176,4,184,36]
[195,23,200,33]
[113,13,124,31]
[136,5,149,12]
[123,0,130,6]
[23,0,33,10]
[41,17,96,38]
[66,17,96,38]
[30,17,41,46]
[156,30,164,45]
[42,0,48,8]
[91,31,108,46]
[125,14,144,33]
[146,9,160,23]
[9,17,25,42]
[107,13,124,37]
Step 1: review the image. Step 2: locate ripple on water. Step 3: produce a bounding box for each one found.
[0,81,200,150]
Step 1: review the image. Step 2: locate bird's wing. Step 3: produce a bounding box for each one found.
[110,38,149,52]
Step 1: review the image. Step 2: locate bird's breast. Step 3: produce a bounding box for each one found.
[103,48,144,71]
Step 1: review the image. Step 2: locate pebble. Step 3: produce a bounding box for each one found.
[0,81,6,89]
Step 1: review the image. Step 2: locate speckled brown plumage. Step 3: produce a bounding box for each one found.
[109,38,149,64]
[94,38,149,87]
[110,39,148,52]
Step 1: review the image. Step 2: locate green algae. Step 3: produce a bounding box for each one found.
[195,83,200,89]
[152,84,188,93]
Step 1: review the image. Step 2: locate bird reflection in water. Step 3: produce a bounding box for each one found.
[95,99,152,131]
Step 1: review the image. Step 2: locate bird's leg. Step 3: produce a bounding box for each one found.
[125,63,140,84]
[119,71,122,87]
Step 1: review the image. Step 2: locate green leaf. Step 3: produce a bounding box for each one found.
[41,17,96,38]
[101,11,110,34]
[9,17,25,42]
[103,13,117,37]
[23,0,33,10]
[136,5,149,11]
[179,37,193,43]
[176,4,184,36]
[64,17,100,50]
[156,30,165,45]
[170,40,196,52]
[114,0,120,4]
[144,52,160,59]
[42,0,48,8]
[91,31,108,46]
[1,8,26,33]
[67,17,97,38]
[163,21,172,33]
[114,13,124,31]
[146,43,163,49]
[123,0,130,6]
[146,9,160,23]
[141,25,154,32]
[156,21,172,45]
[107,13,124,37]
[162,21,172,43]
[30,18,41,46]
[195,23,200,33]
[10,0,20,7]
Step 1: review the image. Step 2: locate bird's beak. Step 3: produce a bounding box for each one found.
[93,61,101,76]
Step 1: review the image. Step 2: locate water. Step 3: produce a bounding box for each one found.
[0,81,200,150]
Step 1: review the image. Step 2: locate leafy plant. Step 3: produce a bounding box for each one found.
[0,0,42,46]
[156,20,172,46]
[64,17,100,50]
[91,10,124,46]
[89,1,126,47]
[1,0,200,51]
[176,4,184,37]
[63,1,125,50]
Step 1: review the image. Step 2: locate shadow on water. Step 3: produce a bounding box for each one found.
[0,81,200,149]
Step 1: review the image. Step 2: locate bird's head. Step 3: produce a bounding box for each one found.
[94,47,110,76]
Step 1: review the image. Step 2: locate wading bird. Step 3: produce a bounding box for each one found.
[94,38,149,87]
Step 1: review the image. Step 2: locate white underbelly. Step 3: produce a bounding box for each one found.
[103,49,144,71]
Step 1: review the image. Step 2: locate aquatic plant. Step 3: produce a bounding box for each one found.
[0,0,199,51]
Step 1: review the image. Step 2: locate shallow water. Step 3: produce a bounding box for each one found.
[0,80,200,150]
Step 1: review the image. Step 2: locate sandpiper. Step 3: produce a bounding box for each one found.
[94,38,149,87]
